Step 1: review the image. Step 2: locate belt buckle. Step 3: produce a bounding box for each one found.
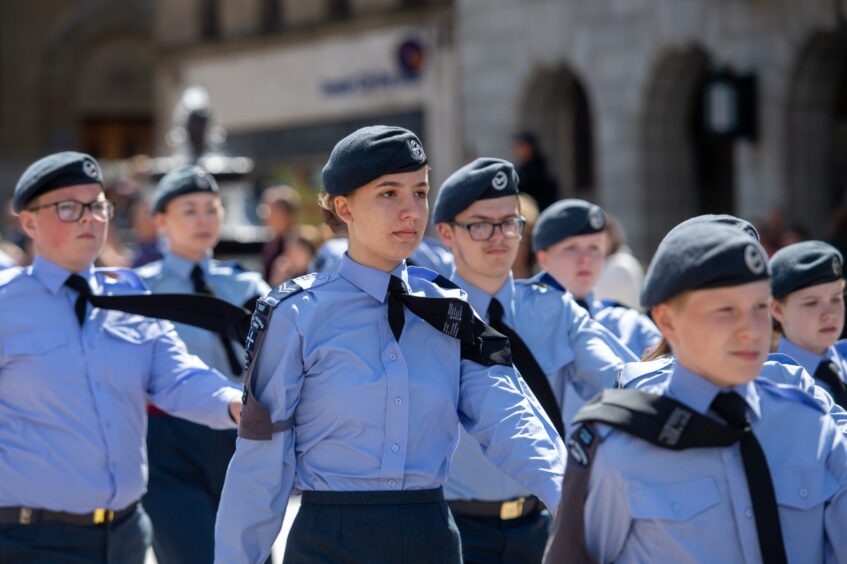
[499,497,525,520]
[93,508,115,525]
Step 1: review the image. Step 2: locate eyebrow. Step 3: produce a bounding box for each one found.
[463,213,519,222]
[373,180,430,188]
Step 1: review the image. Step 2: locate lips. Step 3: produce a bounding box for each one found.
[392,230,418,241]
[731,351,761,362]
[77,233,95,240]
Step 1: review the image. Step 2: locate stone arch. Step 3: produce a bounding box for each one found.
[786,29,847,238]
[40,0,153,156]
[640,45,735,253]
[516,65,595,202]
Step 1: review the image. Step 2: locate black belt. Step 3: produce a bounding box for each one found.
[448,496,541,520]
[301,487,444,506]
[0,501,139,527]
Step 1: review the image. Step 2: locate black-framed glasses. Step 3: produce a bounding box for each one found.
[451,216,526,241]
[27,199,115,223]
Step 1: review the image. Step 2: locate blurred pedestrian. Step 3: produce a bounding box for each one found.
[267,224,323,285]
[216,126,565,563]
[593,213,645,309]
[0,152,242,563]
[512,132,558,212]
[257,185,300,283]
[129,198,164,267]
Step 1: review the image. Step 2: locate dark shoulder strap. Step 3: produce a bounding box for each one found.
[239,281,304,441]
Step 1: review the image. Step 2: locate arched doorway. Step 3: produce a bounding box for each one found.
[786,30,847,241]
[640,46,736,253]
[516,66,595,204]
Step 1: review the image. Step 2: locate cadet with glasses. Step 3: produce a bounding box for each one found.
[215,127,565,563]
[0,152,242,563]
[137,165,270,564]
[544,222,847,563]
[433,158,636,563]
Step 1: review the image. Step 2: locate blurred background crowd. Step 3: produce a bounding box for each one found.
[2,0,847,301]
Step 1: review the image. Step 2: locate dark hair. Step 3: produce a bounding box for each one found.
[317,189,348,235]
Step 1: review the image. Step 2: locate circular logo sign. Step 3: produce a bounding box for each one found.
[744,244,766,275]
[588,206,605,230]
[83,160,98,179]
[491,171,509,191]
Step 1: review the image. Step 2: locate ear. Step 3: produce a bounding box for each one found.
[651,303,678,344]
[771,299,786,325]
[334,195,354,226]
[18,211,38,240]
[536,249,549,271]
[435,222,454,249]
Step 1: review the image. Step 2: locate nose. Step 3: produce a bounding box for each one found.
[399,192,424,223]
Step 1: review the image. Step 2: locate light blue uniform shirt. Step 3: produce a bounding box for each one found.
[215,256,566,563]
[0,256,240,513]
[444,273,637,503]
[0,248,14,270]
[584,363,847,563]
[312,236,454,277]
[584,292,661,359]
[776,336,847,400]
[137,253,270,380]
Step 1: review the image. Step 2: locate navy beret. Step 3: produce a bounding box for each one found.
[321,125,427,196]
[641,223,770,308]
[669,214,759,241]
[770,241,843,299]
[432,158,520,223]
[13,151,103,213]
[152,165,219,213]
[531,199,606,252]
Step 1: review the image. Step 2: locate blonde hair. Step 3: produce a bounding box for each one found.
[317,189,348,236]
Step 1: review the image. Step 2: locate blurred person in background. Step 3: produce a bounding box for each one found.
[512,192,540,279]
[533,200,659,358]
[137,165,270,564]
[257,185,300,283]
[129,198,164,267]
[512,132,558,212]
[594,213,646,310]
[267,223,323,286]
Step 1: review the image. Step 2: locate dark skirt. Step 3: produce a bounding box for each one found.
[283,488,462,564]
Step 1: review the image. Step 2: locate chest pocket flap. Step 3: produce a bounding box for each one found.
[629,476,721,521]
[773,467,838,510]
[3,330,67,356]
[102,314,164,344]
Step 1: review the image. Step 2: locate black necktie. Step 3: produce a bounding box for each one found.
[387,276,407,341]
[814,360,847,408]
[488,298,565,437]
[710,392,787,564]
[65,274,92,326]
[191,265,244,376]
[575,298,592,318]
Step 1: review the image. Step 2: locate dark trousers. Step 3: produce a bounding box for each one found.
[143,414,236,564]
[284,489,462,563]
[0,504,152,564]
[453,510,552,564]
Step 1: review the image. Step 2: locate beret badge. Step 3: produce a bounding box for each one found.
[83,159,98,179]
[744,244,766,275]
[408,139,425,161]
[588,206,605,230]
[491,170,509,191]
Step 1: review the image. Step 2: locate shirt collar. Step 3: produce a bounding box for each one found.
[338,253,408,303]
[776,336,824,375]
[30,255,96,295]
[163,252,211,280]
[450,271,515,321]
[666,362,762,420]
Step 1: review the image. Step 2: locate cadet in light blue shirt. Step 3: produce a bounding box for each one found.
[0,248,14,269]
[433,158,636,563]
[312,234,455,276]
[532,199,660,358]
[545,223,847,563]
[0,152,241,564]
[136,165,270,564]
[771,241,847,408]
[215,127,565,564]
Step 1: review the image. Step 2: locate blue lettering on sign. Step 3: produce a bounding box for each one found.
[321,70,420,97]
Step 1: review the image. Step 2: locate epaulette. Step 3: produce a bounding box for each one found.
[95,267,149,292]
[134,260,163,279]
[617,357,673,388]
[222,260,246,273]
[756,378,825,412]
[408,265,460,290]
[833,340,847,358]
[600,299,629,310]
[767,352,799,366]
[520,271,565,292]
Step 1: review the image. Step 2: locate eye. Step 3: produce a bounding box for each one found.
[415,189,428,199]
[380,190,396,198]
[801,300,817,308]
[753,302,769,311]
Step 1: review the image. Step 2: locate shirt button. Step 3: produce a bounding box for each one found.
[394,397,403,406]
[799,488,809,498]
[389,353,398,361]
[392,443,400,452]
[388,479,397,487]
[745,508,753,519]
[671,502,681,513]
